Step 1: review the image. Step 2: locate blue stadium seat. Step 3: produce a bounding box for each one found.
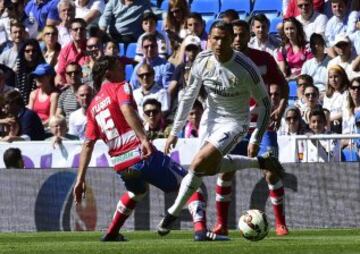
[341,149,360,162]
[125,43,137,59]
[252,0,282,20]
[118,43,125,56]
[191,0,220,22]
[219,0,251,19]
[288,80,297,105]
[205,18,217,33]
[125,64,134,81]
[157,20,164,32]
[269,16,282,34]
[160,0,169,10]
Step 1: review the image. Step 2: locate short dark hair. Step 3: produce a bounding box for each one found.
[3,148,23,169]
[231,19,250,33]
[192,100,203,111]
[221,9,240,21]
[70,18,87,28]
[250,14,270,28]
[141,33,157,46]
[296,74,314,86]
[187,12,203,23]
[303,84,319,95]
[4,90,24,107]
[143,98,161,109]
[309,109,326,123]
[209,20,234,36]
[310,33,326,53]
[142,10,158,22]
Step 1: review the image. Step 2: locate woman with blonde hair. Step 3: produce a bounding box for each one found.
[41,25,61,67]
[323,64,350,133]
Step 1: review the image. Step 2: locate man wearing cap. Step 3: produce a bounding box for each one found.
[327,33,359,80]
[130,33,174,90]
[135,11,170,62]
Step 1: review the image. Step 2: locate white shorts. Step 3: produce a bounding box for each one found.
[198,109,248,155]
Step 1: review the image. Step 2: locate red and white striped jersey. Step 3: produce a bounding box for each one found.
[85,81,142,172]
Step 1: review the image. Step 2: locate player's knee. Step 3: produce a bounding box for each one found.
[264,170,279,184]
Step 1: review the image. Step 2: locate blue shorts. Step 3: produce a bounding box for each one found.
[231,131,279,158]
[117,150,187,194]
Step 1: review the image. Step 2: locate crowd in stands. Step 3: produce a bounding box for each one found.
[0,0,360,163]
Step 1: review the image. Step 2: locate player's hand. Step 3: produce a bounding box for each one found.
[247,143,259,158]
[141,138,155,160]
[73,179,86,205]
[164,135,178,154]
[270,109,282,130]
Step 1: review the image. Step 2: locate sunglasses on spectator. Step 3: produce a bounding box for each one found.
[350,86,360,91]
[44,32,57,36]
[144,109,160,116]
[87,44,99,50]
[66,70,81,75]
[138,72,153,79]
[304,92,317,98]
[286,116,298,121]
[297,3,310,8]
[143,44,157,49]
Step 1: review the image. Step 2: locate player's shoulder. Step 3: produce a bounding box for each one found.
[194,50,213,62]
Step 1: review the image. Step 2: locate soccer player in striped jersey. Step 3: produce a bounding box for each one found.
[73,56,227,241]
[212,20,289,237]
[157,21,284,236]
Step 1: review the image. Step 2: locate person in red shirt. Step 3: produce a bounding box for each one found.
[73,56,228,242]
[212,20,290,237]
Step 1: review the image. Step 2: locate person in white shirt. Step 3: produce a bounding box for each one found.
[75,0,104,25]
[157,20,283,236]
[68,84,94,140]
[133,63,170,119]
[295,0,328,40]
[57,0,75,47]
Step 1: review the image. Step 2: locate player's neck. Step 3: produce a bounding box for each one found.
[216,50,233,63]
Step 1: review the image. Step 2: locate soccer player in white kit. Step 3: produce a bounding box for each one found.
[158,21,284,236]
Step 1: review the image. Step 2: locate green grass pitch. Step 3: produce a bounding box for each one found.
[1,229,360,254]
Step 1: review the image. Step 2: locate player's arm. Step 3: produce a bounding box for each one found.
[165,60,202,153]
[74,139,95,205]
[120,103,154,159]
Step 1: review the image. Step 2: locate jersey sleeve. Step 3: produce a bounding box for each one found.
[170,58,202,136]
[117,82,134,105]
[85,109,100,141]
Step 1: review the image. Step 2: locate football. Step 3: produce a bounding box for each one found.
[238,209,269,241]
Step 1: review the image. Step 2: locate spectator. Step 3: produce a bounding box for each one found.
[182,100,203,138]
[15,39,46,105]
[325,0,358,53]
[276,17,313,80]
[68,84,93,140]
[342,76,360,136]
[3,147,24,168]
[327,34,358,80]
[56,18,88,85]
[142,98,170,140]
[41,25,61,67]
[301,33,330,93]
[284,0,324,18]
[348,20,360,55]
[57,0,75,47]
[27,63,58,127]
[2,90,45,140]
[0,0,13,45]
[0,21,25,71]
[82,36,103,86]
[323,64,350,133]
[294,74,314,115]
[303,109,341,162]
[164,0,189,37]
[130,33,174,90]
[0,115,30,142]
[278,106,307,135]
[99,0,151,44]
[104,40,119,56]
[181,12,207,49]
[24,0,60,31]
[300,84,322,124]
[249,14,281,57]
[135,10,170,62]
[295,0,328,40]
[75,0,104,26]
[0,68,13,95]
[56,62,82,122]
[46,114,78,147]
[219,9,239,24]
[133,63,170,119]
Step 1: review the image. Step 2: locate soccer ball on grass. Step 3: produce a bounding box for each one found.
[238,209,269,241]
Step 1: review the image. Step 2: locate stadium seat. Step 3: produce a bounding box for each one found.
[288,80,297,105]
[341,149,360,162]
[125,43,137,59]
[160,0,169,11]
[157,20,164,32]
[125,64,134,81]
[219,0,251,19]
[118,43,125,57]
[269,16,282,34]
[205,18,217,33]
[252,0,282,20]
[191,0,220,22]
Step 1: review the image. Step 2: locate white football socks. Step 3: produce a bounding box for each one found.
[218,154,260,174]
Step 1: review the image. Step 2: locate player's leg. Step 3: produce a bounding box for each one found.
[260,131,288,236]
[213,138,249,236]
[102,167,148,241]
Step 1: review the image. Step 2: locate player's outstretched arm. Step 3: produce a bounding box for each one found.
[120,103,155,159]
[74,139,95,205]
[164,134,178,154]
